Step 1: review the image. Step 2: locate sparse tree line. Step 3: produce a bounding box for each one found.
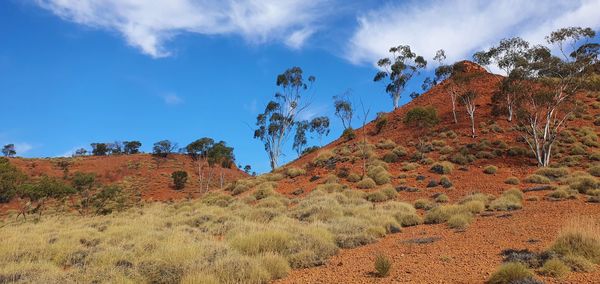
[254,26,599,170]
[0,157,135,219]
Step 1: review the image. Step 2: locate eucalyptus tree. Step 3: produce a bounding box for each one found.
[2,144,16,157]
[309,116,330,146]
[513,27,598,167]
[292,120,309,157]
[459,90,478,138]
[333,90,353,130]
[473,37,530,121]
[254,67,315,170]
[374,45,427,109]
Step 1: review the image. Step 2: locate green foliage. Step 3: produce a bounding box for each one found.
[487,262,534,284]
[123,141,142,155]
[357,178,376,189]
[171,171,188,190]
[374,113,388,134]
[540,258,570,278]
[403,106,439,128]
[152,140,177,157]
[285,167,306,178]
[91,143,109,156]
[2,144,16,157]
[535,167,570,180]
[504,177,520,185]
[185,137,214,159]
[342,127,356,141]
[430,162,453,174]
[483,165,498,174]
[374,254,392,277]
[0,157,26,203]
[524,174,551,184]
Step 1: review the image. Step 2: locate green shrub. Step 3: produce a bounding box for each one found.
[489,190,523,211]
[504,177,520,185]
[447,213,472,230]
[524,174,551,184]
[588,165,600,177]
[550,220,600,264]
[138,260,184,284]
[439,176,452,188]
[571,144,587,155]
[567,174,600,194]
[229,230,292,255]
[424,205,469,224]
[212,255,270,284]
[347,173,361,183]
[430,162,454,174]
[548,189,570,199]
[535,167,570,180]
[414,199,433,210]
[313,151,335,166]
[171,171,188,190]
[401,162,419,171]
[395,213,422,227]
[341,127,356,141]
[435,194,449,203]
[366,191,388,202]
[590,152,600,161]
[507,147,528,157]
[483,165,498,174]
[357,178,376,189]
[382,152,399,163]
[258,253,290,280]
[449,152,474,165]
[487,262,534,284]
[476,151,496,159]
[374,254,392,277]
[392,146,407,157]
[376,139,396,150]
[403,106,439,128]
[562,254,595,272]
[368,165,391,185]
[374,114,389,134]
[286,167,306,178]
[439,146,454,155]
[461,200,485,214]
[540,258,570,278]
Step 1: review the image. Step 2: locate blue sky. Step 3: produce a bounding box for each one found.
[1,0,599,173]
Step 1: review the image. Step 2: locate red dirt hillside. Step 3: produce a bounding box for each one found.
[4,154,247,208]
[257,61,600,283]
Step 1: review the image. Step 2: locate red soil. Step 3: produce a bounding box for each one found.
[1,154,247,213]
[273,61,600,283]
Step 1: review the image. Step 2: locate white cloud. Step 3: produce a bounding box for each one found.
[347,0,600,66]
[162,93,183,105]
[35,0,332,57]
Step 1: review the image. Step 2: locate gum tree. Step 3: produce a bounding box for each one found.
[459,90,478,138]
[474,37,530,121]
[2,144,16,157]
[514,27,598,167]
[309,116,330,146]
[374,45,427,109]
[333,90,353,130]
[254,67,315,170]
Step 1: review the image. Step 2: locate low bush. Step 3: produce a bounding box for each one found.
[483,165,498,174]
[449,152,474,165]
[401,162,419,171]
[382,152,399,163]
[562,254,595,272]
[313,151,335,167]
[439,146,454,155]
[535,167,570,180]
[374,254,392,277]
[414,199,433,210]
[430,162,454,175]
[286,167,306,178]
[424,205,470,224]
[567,174,600,194]
[171,171,188,190]
[367,165,391,185]
[447,213,472,230]
[347,173,361,183]
[489,190,523,211]
[403,106,439,128]
[550,218,600,264]
[341,128,356,141]
[540,258,570,278]
[357,178,376,189]
[589,165,600,177]
[258,253,290,280]
[376,139,396,150]
[392,146,407,157]
[439,176,452,188]
[524,174,551,184]
[487,262,535,284]
[504,177,520,185]
[435,194,449,203]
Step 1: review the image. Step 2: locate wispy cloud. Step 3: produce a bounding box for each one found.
[35,0,333,57]
[0,142,34,156]
[346,0,600,66]
[162,93,183,105]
